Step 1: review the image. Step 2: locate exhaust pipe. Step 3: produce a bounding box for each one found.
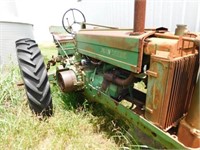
[133,0,146,33]
[103,72,135,87]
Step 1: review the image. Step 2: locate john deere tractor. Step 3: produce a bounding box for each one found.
[16,0,199,149]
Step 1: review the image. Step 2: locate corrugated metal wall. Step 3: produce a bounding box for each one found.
[0,22,33,65]
[0,0,34,66]
[77,0,200,32]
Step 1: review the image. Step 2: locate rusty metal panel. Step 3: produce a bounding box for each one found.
[145,54,198,130]
[177,75,200,148]
[178,119,200,148]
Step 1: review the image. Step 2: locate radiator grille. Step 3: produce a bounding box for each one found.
[165,55,198,129]
[145,54,198,130]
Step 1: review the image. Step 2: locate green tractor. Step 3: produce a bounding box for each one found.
[16,1,200,149]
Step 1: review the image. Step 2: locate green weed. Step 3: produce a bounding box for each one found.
[0,66,119,149]
[0,43,141,150]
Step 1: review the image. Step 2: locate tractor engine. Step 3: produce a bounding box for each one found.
[55,0,199,149]
[56,29,199,148]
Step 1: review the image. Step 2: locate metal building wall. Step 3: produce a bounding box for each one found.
[0,0,34,66]
[77,0,200,32]
[0,22,33,66]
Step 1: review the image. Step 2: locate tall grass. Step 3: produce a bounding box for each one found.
[0,64,138,149]
[0,43,142,149]
[0,65,23,106]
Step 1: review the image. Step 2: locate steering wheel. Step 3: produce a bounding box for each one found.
[62,8,86,35]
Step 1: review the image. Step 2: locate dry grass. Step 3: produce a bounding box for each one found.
[0,43,136,150]
[0,66,121,149]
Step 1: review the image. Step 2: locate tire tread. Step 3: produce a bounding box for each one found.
[16,38,53,117]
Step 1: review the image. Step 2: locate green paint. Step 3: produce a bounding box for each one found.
[103,64,115,73]
[85,68,119,99]
[58,42,76,56]
[78,44,138,72]
[106,83,118,98]
[84,84,187,149]
[76,32,140,72]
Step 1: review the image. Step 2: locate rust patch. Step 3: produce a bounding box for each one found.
[137,31,155,73]
[145,54,199,130]
[178,118,200,148]
[81,33,137,51]
[114,100,119,106]
[130,65,138,73]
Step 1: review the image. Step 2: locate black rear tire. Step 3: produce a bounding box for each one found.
[16,38,53,117]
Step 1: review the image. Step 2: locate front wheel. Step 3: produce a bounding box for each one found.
[16,38,53,117]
